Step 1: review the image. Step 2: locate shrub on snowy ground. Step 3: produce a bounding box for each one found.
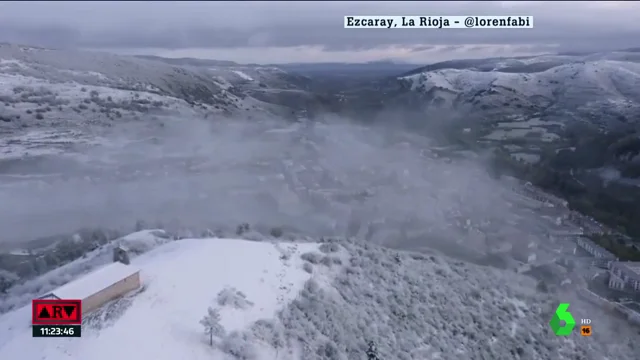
[269,227,283,238]
[217,287,254,309]
[118,229,172,255]
[301,252,323,264]
[250,319,286,354]
[227,223,269,242]
[303,262,313,274]
[319,242,340,254]
[320,255,342,267]
[236,223,250,236]
[220,331,257,360]
[200,306,225,346]
[314,341,342,360]
[239,230,268,242]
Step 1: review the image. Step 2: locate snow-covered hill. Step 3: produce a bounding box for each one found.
[402,50,640,77]
[0,43,312,131]
[1,232,637,360]
[0,234,333,360]
[399,58,640,131]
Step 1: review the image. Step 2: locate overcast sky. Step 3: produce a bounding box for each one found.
[0,1,638,64]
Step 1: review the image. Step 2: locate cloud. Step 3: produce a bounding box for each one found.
[101,44,559,65]
[0,1,638,63]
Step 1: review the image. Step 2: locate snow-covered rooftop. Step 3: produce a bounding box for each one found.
[49,262,140,300]
[612,261,640,280]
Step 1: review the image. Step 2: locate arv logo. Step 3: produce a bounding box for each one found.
[549,303,576,336]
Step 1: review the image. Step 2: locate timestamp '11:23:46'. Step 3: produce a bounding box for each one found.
[32,325,82,337]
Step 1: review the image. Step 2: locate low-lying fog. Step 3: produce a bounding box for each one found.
[1,116,561,265]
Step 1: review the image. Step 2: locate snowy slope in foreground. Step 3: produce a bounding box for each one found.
[0,238,334,360]
[1,235,638,360]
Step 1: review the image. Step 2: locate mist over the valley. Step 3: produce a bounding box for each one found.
[1,114,545,264]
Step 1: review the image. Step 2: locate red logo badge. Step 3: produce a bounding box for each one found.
[32,299,82,325]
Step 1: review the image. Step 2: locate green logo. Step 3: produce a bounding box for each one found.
[549,303,576,336]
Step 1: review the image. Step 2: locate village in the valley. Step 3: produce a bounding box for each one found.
[508,178,640,325]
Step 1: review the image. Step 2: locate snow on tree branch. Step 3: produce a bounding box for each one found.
[200,306,225,346]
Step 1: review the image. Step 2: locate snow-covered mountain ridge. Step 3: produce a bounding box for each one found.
[399,58,640,130]
[2,230,636,360]
[402,50,640,77]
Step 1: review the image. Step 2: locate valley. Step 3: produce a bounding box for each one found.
[1,44,639,360]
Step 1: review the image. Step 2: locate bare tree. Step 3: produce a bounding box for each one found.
[200,307,225,346]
